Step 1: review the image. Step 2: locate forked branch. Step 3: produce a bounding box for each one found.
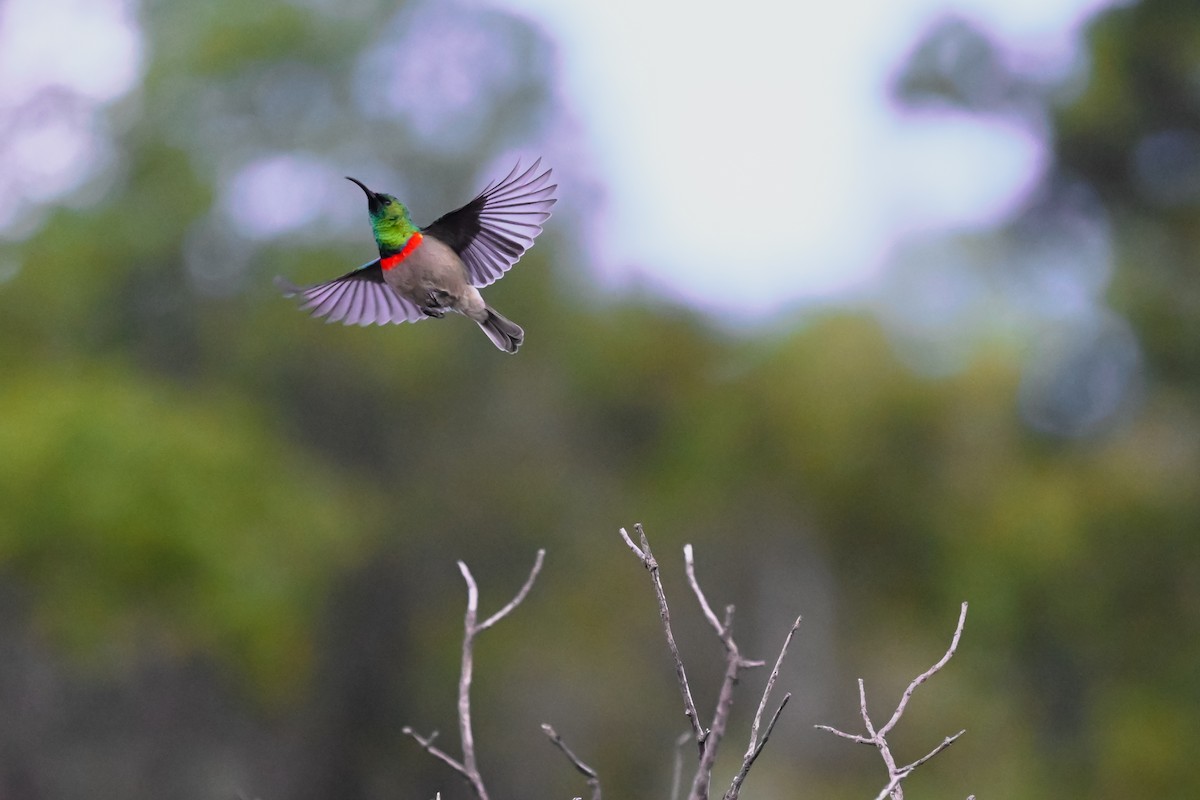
[402,549,546,800]
[621,524,801,800]
[815,602,970,800]
[620,525,707,746]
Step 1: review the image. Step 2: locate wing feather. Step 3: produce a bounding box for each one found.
[422,159,557,288]
[275,261,424,325]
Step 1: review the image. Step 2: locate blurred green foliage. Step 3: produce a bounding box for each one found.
[0,363,373,699]
[0,0,1197,798]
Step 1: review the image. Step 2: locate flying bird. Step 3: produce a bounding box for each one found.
[276,160,556,353]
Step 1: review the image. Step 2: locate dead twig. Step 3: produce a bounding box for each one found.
[403,549,546,800]
[620,525,706,745]
[681,545,767,800]
[670,731,693,800]
[542,724,601,800]
[725,614,801,800]
[815,602,970,800]
[622,526,800,800]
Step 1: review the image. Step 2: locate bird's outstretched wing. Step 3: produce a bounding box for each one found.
[275,260,425,325]
[422,159,557,288]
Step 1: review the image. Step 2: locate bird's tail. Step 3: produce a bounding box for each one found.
[477,306,524,354]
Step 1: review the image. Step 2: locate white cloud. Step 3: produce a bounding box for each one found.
[502,0,1116,315]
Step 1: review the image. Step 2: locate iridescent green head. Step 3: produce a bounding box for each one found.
[346,176,419,253]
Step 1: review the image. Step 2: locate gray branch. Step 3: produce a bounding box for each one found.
[619,524,706,744]
[726,614,801,800]
[815,601,970,800]
[623,525,800,800]
[404,549,546,800]
[542,724,601,800]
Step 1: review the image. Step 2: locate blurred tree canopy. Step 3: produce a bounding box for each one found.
[0,0,1197,798]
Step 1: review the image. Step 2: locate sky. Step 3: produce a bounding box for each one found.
[0,0,1121,318]
[503,0,1119,315]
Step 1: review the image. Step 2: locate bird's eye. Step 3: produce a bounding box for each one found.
[379,196,391,206]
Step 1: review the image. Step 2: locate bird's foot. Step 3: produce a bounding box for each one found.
[420,289,452,318]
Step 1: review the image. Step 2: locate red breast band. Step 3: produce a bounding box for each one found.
[380,232,424,271]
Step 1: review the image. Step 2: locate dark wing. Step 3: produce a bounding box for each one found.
[422,159,557,288]
[275,260,425,325]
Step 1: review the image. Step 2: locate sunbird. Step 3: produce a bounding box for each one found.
[277,160,556,353]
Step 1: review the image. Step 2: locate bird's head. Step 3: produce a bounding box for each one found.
[346,176,410,222]
[346,176,416,247]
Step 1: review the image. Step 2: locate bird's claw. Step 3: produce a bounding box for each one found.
[421,289,451,318]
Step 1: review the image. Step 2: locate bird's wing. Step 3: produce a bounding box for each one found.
[422,159,557,288]
[275,260,425,325]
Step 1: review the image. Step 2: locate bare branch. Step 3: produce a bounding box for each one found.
[455,562,485,800]
[401,727,470,779]
[858,679,876,738]
[618,526,646,560]
[877,602,968,739]
[405,551,547,800]
[670,732,692,800]
[479,548,546,631]
[625,527,800,800]
[872,773,905,800]
[688,636,742,800]
[620,524,705,744]
[542,724,601,800]
[816,602,970,800]
[758,694,791,752]
[811,724,871,744]
[866,732,965,800]
[684,544,726,637]
[724,614,802,800]
[725,693,791,800]
[901,730,966,774]
[748,617,801,752]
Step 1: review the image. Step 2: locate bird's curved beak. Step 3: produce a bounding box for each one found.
[345,176,382,213]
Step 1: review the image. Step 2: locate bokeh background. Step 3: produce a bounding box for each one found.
[1,0,1198,797]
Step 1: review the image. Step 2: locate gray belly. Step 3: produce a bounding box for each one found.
[384,237,467,296]
[382,236,486,318]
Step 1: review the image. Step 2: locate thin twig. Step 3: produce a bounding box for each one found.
[542,724,601,800]
[877,602,968,739]
[902,730,966,773]
[401,727,470,779]
[720,614,796,800]
[620,525,706,744]
[670,732,692,800]
[405,550,546,800]
[479,549,546,631]
[858,679,877,737]
[684,544,726,637]
[725,693,791,800]
[456,562,485,800]
[812,723,868,743]
[872,773,905,800]
[688,632,742,800]
[815,602,970,800]
[625,528,799,800]
[618,527,646,560]
[866,730,965,800]
[747,617,801,753]
[682,555,759,800]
